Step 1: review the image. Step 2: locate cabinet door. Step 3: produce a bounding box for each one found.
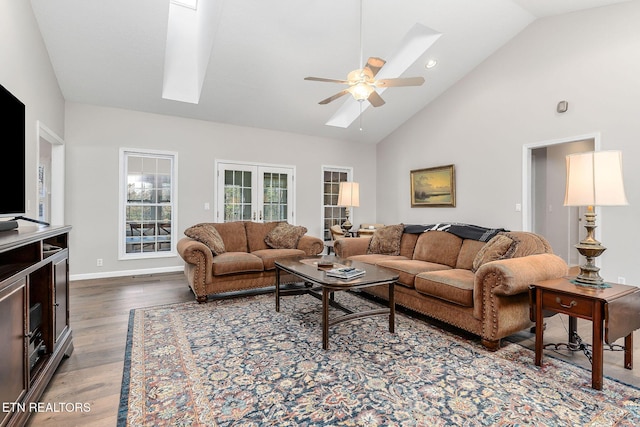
[0,277,27,425]
[53,257,69,344]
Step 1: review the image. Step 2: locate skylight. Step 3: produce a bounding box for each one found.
[170,0,198,10]
[162,0,219,104]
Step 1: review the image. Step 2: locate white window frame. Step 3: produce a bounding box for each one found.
[119,148,178,260]
[320,166,353,241]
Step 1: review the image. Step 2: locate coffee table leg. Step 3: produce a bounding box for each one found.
[322,288,329,350]
[275,267,281,312]
[389,282,395,333]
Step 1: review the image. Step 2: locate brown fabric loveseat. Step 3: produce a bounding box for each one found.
[177,221,324,302]
[333,224,568,350]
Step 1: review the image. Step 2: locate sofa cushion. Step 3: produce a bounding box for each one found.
[399,233,419,258]
[412,231,463,268]
[211,252,264,275]
[252,248,305,270]
[265,223,307,249]
[184,223,226,255]
[211,221,249,252]
[455,239,486,270]
[366,224,404,255]
[246,221,281,252]
[414,269,475,307]
[472,234,518,272]
[376,259,452,288]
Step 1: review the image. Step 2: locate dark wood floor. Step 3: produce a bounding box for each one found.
[26,273,194,426]
[26,273,640,426]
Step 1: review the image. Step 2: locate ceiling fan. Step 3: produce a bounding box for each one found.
[304,58,425,107]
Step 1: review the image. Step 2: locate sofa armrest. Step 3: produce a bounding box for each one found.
[297,235,324,256]
[474,253,569,297]
[177,237,214,298]
[177,237,214,266]
[333,237,372,258]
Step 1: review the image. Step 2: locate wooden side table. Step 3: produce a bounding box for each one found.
[530,277,640,390]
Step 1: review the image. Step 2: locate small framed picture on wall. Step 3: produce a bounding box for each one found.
[410,164,456,207]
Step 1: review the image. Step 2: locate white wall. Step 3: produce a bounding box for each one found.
[6,1,639,285]
[377,2,640,284]
[0,1,65,221]
[64,103,377,277]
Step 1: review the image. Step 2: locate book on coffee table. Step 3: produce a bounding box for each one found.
[326,267,365,279]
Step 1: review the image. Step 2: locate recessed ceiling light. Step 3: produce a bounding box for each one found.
[425,59,438,69]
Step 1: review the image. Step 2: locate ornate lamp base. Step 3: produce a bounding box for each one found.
[340,219,353,235]
[341,206,353,236]
[573,208,610,288]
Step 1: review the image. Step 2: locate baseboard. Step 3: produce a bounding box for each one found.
[70,265,184,281]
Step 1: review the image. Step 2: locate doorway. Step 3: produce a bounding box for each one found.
[37,121,65,225]
[523,134,598,264]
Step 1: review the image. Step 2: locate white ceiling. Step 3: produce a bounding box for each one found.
[30,0,630,144]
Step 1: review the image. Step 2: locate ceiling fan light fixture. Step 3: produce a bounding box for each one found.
[425,59,438,69]
[347,68,373,82]
[349,83,374,101]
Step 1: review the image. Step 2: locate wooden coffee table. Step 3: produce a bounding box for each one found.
[275,255,399,349]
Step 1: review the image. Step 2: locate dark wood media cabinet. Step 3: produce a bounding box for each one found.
[0,225,72,427]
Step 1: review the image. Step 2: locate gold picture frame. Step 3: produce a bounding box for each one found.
[410,164,456,207]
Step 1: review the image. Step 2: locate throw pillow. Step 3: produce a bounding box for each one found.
[471,234,517,272]
[366,224,404,255]
[265,223,307,249]
[184,223,226,255]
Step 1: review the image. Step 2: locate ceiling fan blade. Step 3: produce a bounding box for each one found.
[319,89,350,105]
[367,91,385,107]
[305,76,349,84]
[375,77,425,87]
[326,24,442,128]
[364,57,386,77]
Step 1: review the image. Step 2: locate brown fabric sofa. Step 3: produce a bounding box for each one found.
[333,227,568,350]
[177,221,324,302]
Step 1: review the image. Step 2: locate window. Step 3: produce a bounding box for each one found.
[120,149,177,259]
[216,161,294,223]
[322,167,351,241]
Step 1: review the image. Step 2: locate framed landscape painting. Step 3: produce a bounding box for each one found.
[410,164,456,207]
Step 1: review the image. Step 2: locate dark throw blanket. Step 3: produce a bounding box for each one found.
[404,223,508,242]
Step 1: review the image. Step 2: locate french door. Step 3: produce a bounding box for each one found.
[216,161,294,223]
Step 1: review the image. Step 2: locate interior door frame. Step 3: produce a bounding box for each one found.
[36,121,65,225]
[522,132,601,261]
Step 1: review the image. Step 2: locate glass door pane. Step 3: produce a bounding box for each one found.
[262,171,289,222]
[322,169,349,241]
[219,164,257,222]
[216,162,294,224]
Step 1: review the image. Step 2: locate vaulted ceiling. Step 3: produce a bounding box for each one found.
[30,0,630,144]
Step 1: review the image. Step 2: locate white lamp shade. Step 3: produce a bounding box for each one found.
[337,182,360,207]
[564,150,628,207]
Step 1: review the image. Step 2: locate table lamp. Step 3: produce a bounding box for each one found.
[563,150,628,287]
[337,182,360,235]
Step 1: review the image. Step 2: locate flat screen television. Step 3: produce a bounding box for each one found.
[0,84,26,219]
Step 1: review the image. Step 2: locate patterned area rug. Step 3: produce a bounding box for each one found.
[118,291,640,426]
